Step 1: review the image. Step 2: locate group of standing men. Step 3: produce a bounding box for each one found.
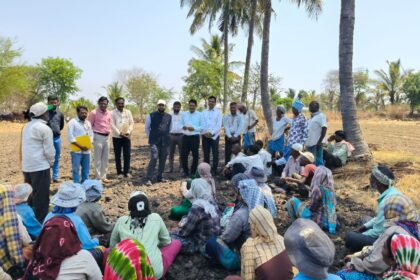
[21,96,134,222]
[143,96,259,186]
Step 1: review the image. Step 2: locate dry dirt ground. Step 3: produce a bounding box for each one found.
[1,118,419,279]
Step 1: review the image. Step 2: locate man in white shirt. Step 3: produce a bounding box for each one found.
[255,140,273,177]
[223,102,244,164]
[237,103,259,152]
[201,96,222,173]
[111,97,134,179]
[67,106,94,184]
[230,142,246,161]
[306,101,327,166]
[168,101,183,173]
[22,102,55,222]
[181,99,202,176]
[224,144,264,175]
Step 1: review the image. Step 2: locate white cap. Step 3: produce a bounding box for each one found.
[30,102,48,117]
[157,99,166,106]
[291,143,303,152]
[299,151,315,163]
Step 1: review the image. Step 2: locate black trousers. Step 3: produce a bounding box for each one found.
[202,136,219,172]
[224,136,241,164]
[345,231,377,252]
[113,137,131,175]
[24,169,51,223]
[323,149,343,170]
[182,135,200,175]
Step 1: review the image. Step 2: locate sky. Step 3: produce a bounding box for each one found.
[1,0,419,101]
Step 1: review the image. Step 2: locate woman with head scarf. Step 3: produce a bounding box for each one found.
[284,99,307,160]
[240,206,294,280]
[337,193,420,279]
[171,178,221,255]
[345,165,402,252]
[324,130,355,169]
[13,183,42,239]
[44,181,99,250]
[104,239,156,280]
[285,219,341,280]
[382,234,420,280]
[110,191,181,279]
[268,105,291,156]
[286,166,337,234]
[169,163,216,221]
[24,216,102,280]
[197,162,216,199]
[0,184,26,279]
[247,167,277,217]
[205,175,266,270]
[75,179,114,236]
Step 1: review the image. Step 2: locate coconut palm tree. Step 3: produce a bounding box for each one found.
[375,59,405,104]
[104,81,124,107]
[339,0,369,157]
[180,0,247,112]
[260,0,322,133]
[241,0,258,103]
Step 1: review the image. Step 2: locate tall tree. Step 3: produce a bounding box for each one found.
[339,0,369,156]
[104,81,125,107]
[241,0,258,102]
[37,57,82,103]
[180,0,246,112]
[403,71,420,115]
[260,0,321,133]
[375,59,405,104]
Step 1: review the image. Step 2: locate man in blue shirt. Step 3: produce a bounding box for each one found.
[345,165,401,252]
[181,99,202,176]
[223,102,244,164]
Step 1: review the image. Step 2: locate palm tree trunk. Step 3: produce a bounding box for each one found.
[260,0,273,134]
[339,0,369,157]
[241,0,257,103]
[223,9,229,113]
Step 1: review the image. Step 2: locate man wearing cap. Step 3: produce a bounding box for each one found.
[14,183,42,239]
[306,101,328,166]
[273,143,303,193]
[237,103,259,152]
[47,95,65,183]
[88,96,112,183]
[268,105,291,155]
[201,96,222,173]
[111,97,134,179]
[181,99,202,176]
[284,99,307,160]
[284,219,341,280]
[283,151,316,197]
[21,102,55,222]
[76,180,114,236]
[145,99,172,186]
[68,106,94,184]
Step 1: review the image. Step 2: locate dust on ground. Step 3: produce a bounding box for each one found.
[1,119,419,279]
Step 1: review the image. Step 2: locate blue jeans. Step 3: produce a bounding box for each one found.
[52,136,61,180]
[307,145,324,166]
[71,152,90,183]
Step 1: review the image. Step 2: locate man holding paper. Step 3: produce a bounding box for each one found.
[67,106,94,183]
[111,97,134,179]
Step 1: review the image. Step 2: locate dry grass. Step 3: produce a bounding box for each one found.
[373,151,420,164]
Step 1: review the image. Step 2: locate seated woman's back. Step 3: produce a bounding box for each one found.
[57,250,102,280]
[241,206,293,280]
[24,216,102,280]
[110,192,171,279]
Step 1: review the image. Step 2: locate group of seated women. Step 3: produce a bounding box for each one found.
[0,158,419,279]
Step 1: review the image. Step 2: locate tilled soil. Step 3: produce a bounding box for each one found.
[0,121,410,279]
